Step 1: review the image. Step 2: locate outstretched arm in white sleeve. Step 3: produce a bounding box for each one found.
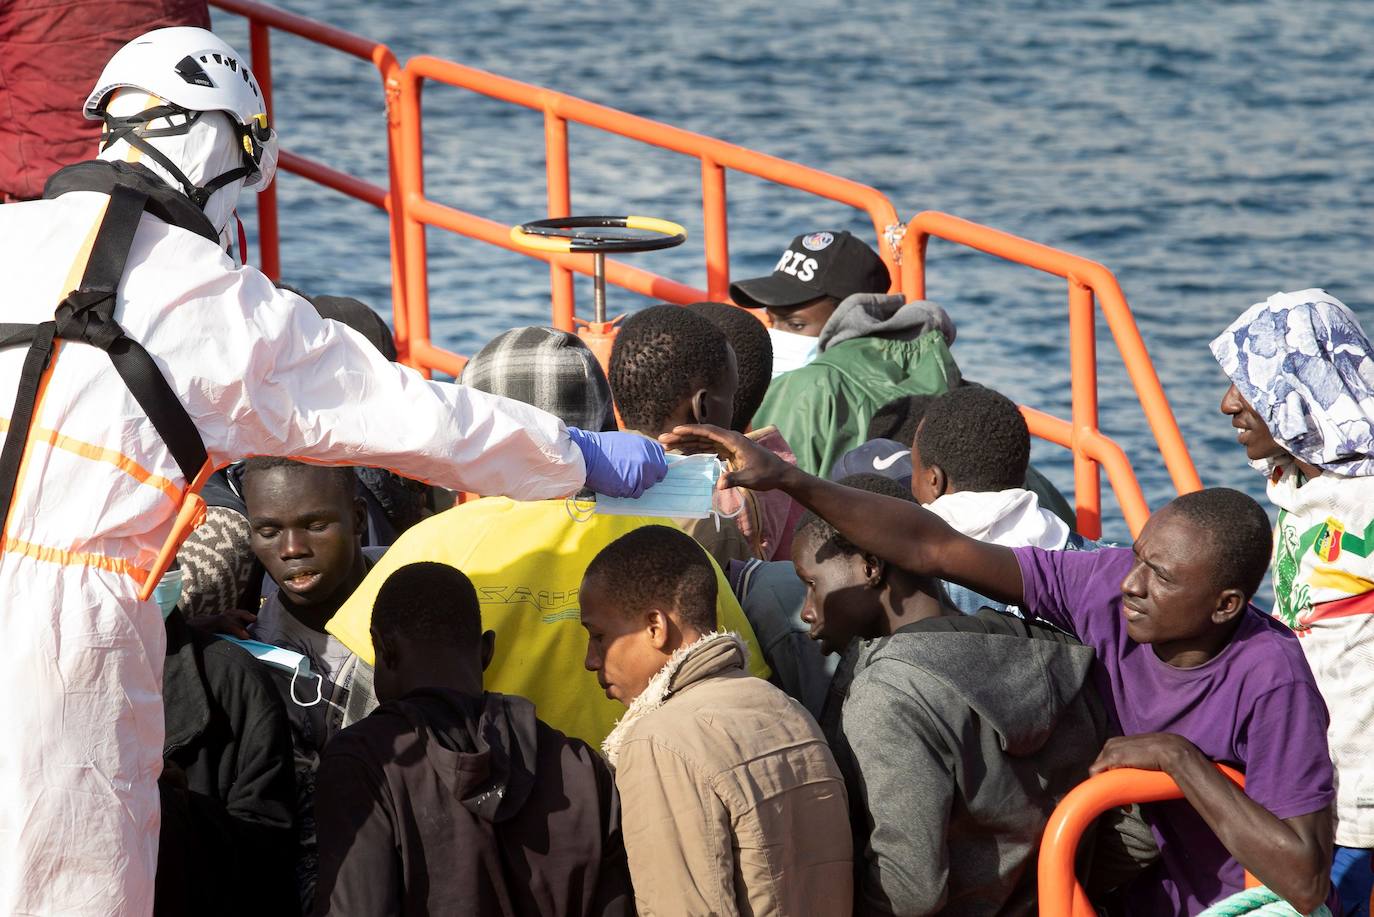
[170,269,663,499]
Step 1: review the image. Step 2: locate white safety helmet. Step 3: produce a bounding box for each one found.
[84,27,278,206]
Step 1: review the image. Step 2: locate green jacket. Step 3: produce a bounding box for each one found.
[754,328,962,478]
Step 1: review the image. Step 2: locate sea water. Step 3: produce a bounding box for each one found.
[216,0,1374,544]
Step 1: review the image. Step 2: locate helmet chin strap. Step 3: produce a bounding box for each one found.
[100,106,253,210]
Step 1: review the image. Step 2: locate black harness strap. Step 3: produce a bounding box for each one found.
[0,184,209,539]
[99,109,253,209]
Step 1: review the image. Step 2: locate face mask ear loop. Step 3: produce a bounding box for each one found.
[710,460,745,530]
[565,495,596,524]
[290,668,324,707]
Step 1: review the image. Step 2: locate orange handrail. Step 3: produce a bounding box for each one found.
[394,54,903,377]
[208,2,1196,540]
[209,0,411,358]
[1038,765,1248,916]
[901,211,1203,538]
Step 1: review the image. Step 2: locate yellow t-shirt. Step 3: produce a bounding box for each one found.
[328,497,772,747]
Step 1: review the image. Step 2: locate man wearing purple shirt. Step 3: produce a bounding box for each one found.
[664,423,1336,916]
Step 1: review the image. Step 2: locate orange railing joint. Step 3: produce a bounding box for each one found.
[1038,765,1247,916]
[904,210,1201,538]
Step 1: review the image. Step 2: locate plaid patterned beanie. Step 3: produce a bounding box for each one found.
[461,326,615,431]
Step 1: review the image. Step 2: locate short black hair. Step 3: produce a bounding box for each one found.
[372,562,482,652]
[797,473,916,558]
[915,386,1028,492]
[583,525,717,634]
[867,394,938,446]
[240,457,356,505]
[610,304,729,433]
[685,301,771,433]
[1166,488,1273,601]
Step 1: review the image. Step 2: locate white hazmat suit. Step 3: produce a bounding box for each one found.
[0,30,642,916]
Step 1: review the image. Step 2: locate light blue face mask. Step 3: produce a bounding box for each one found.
[153,568,184,620]
[567,452,740,524]
[768,328,820,378]
[214,634,324,707]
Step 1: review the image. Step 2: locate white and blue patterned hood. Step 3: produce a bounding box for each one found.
[1212,288,1374,477]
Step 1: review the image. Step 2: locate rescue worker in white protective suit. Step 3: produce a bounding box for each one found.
[0,27,667,916]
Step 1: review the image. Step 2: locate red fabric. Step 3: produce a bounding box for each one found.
[0,0,210,201]
[716,425,806,561]
[1303,588,1374,625]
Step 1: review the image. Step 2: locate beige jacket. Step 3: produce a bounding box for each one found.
[603,632,852,916]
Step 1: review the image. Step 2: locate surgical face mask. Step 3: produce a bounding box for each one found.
[214,635,324,707]
[568,452,739,523]
[768,328,820,378]
[153,568,183,619]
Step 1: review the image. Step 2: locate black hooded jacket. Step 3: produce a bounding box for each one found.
[157,609,298,915]
[312,688,633,917]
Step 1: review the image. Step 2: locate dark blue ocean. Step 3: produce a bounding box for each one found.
[215,0,1374,542]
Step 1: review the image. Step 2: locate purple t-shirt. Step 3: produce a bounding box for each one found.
[1014,546,1334,916]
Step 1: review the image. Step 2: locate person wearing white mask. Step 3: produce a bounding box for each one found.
[733,230,961,477]
[0,27,665,916]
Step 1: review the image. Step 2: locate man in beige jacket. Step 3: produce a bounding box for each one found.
[581,525,853,916]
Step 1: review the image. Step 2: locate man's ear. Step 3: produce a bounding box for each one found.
[646,608,672,651]
[480,629,496,672]
[928,464,950,499]
[689,388,710,424]
[370,625,396,670]
[862,553,886,589]
[352,496,368,536]
[1212,588,1247,625]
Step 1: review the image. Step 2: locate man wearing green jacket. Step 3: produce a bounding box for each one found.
[732,229,961,477]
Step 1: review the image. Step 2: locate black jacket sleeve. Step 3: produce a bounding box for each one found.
[312,741,403,917]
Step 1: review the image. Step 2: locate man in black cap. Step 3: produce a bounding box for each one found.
[730,230,891,338]
[738,230,962,478]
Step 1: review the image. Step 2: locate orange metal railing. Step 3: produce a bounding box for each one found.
[1038,765,1249,916]
[394,54,903,378]
[210,2,1200,531]
[901,211,1203,539]
[210,0,412,358]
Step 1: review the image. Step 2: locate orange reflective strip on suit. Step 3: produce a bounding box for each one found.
[0,418,182,507]
[1,536,151,584]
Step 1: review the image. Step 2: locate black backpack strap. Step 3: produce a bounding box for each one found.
[54,183,209,482]
[106,335,208,482]
[0,185,210,539]
[0,322,57,527]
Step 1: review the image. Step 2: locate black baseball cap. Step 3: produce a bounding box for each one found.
[729,230,890,310]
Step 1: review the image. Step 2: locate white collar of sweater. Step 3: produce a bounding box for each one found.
[925,487,1070,550]
[600,630,745,768]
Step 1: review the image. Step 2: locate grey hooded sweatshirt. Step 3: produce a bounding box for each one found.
[817,293,957,352]
[838,610,1108,916]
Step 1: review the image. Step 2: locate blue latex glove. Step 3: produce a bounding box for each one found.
[566,428,668,498]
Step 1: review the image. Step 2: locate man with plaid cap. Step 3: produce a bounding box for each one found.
[735,230,962,478]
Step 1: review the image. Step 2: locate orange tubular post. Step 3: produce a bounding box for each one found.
[1068,280,1102,538]
[544,111,575,332]
[1038,765,1247,917]
[901,211,1202,535]
[209,0,408,354]
[397,68,434,375]
[248,20,279,281]
[701,158,730,302]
